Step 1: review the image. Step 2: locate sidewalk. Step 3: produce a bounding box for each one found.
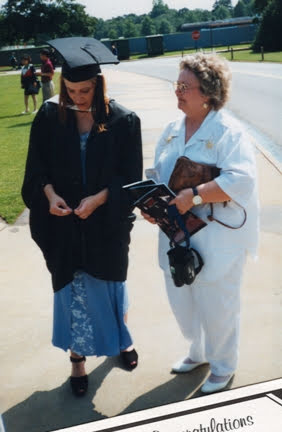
[1,69,281,432]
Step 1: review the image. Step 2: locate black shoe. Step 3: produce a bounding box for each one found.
[70,355,88,397]
[120,349,138,370]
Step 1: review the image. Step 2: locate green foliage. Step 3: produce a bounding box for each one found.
[108,27,118,40]
[234,1,248,17]
[234,0,256,17]
[253,0,282,51]
[254,0,270,12]
[0,13,9,48]
[158,18,173,34]
[213,5,233,19]
[124,19,138,38]
[141,16,156,36]
[0,0,97,45]
[212,0,233,12]
[243,0,256,15]
[150,0,169,18]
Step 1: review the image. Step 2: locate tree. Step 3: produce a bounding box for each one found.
[253,0,282,51]
[234,0,248,17]
[93,18,106,40]
[113,18,126,38]
[0,13,9,47]
[141,16,155,36]
[158,18,172,34]
[108,28,118,40]
[242,0,256,15]
[212,0,233,12]
[0,0,96,45]
[254,0,270,12]
[123,19,138,37]
[150,0,169,18]
[213,5,232,19]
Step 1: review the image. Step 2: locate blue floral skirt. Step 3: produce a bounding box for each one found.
[52,271,133,356]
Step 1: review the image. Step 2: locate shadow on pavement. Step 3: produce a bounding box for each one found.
[3,362,211,432]
[120,365,210,416]
[3,358,113,432]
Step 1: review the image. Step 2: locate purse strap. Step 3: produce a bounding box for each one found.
[167,205,204,275]
[207,203,247,229]
[167,204,191,247]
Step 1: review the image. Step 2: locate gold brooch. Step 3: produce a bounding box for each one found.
[206,140,213,149]
[166,136,173,142]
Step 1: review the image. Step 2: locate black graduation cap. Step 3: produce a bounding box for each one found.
[47,37,119,82]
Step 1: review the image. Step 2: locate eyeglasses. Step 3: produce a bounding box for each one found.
[173,82,200,93]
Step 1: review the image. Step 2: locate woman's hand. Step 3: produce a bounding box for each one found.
[44,185,72,216]
[49,195,72,216]
[140,210,157,224]
[74,196,99,219]
[169,188,194,214]
[74,188,109,219]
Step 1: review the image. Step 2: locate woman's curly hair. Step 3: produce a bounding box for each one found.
[180,52,232,110]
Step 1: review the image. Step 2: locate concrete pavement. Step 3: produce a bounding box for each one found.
[1,68,282,432]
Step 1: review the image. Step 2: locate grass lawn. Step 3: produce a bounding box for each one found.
[0,71,60,223]
[219,49,282,63]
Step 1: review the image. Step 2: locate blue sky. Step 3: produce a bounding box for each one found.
[76,0,237,20]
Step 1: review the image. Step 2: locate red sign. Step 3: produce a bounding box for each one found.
[192,30,200,41]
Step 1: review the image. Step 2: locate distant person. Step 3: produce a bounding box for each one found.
[10,52,18,70]
[21,37,142,397]
[111,44,118,56]
[20,54,39,114]
[36,48,55,102]
[142,52,259,394]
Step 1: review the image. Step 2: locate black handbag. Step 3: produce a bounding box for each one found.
[28,80,41,95]
[167,204,204,287]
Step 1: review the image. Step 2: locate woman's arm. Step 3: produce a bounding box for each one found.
[170,180,231,214]
[36,71,53,78]
[74,188,109,219]
[44,184,72,216]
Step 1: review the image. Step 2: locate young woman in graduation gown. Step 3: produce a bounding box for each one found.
[21,37,143,397]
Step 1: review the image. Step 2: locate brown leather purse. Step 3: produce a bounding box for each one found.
[168,156,220,193]
[168,156,246,230]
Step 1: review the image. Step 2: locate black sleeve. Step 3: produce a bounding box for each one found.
[21,105,52,209]
[31,65,37,82]
[118,111,143,185]
[107,111,143,222]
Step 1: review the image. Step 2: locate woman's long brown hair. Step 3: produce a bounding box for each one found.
[58,74,110,133]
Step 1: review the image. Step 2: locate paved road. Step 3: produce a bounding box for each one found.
[3,57,282,162]
[105,57,282,163]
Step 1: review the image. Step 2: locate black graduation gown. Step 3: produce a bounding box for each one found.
[21,99,143,292]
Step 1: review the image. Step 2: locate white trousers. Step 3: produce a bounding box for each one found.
[160,231,247,376]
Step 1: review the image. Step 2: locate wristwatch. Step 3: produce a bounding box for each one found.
[192,187,203,205]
